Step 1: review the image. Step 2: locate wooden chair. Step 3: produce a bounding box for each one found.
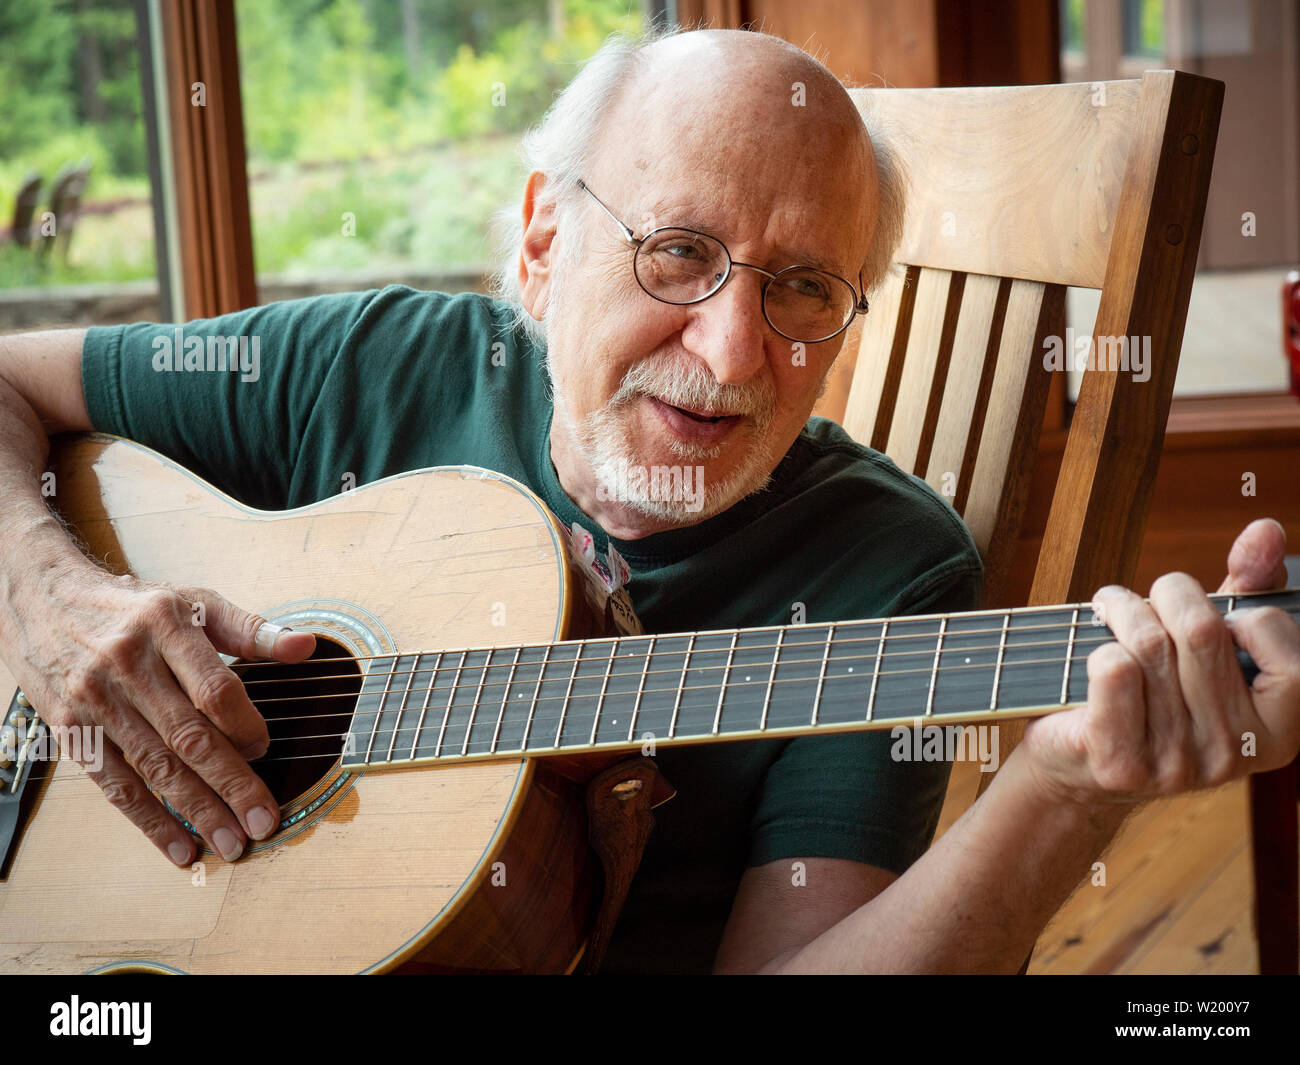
[39,159,92,262]
[6,174,43,249]
[823,71,1229,970]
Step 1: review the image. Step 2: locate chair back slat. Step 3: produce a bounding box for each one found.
[885,267,964,477]
[840,264,916,452]
[844,264,1064,605]
[958,278,1065,602]
[924,271,1007,513]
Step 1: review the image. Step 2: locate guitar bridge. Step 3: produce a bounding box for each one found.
[0,689,48,878]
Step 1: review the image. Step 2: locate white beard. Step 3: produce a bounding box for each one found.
[542,312,787,524]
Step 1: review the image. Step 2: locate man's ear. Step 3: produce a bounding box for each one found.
[518,170,559,324]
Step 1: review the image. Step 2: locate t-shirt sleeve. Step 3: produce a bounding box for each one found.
[80,289,387,510]
[746,555,983,875]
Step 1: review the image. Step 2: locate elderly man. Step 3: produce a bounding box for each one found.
[0,27,1296,975]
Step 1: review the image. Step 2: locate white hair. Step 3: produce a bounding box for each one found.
[487,26,909,349]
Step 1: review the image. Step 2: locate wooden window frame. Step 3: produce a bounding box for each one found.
[155,0,257,319]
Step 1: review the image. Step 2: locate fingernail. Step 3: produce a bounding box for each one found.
[213,827,244,861]
[252,622,290,657]
[167,841,191,866]
[1224,606,1263,623]
[247,806,277,839]
[1091,585,1125,621]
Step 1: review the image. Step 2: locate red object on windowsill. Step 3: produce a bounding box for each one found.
[1286,270,1300,397]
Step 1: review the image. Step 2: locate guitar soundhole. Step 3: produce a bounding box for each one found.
[232,636,362,807]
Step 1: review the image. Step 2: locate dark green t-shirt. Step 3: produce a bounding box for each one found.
[82,286,984,973]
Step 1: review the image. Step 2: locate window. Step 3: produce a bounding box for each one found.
[1122,0,1164,58]
[1061,0,1087,55]
[0,0,160,332]
[233,0,647,299]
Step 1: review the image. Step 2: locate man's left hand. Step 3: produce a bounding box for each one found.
[1020,517,1300,807]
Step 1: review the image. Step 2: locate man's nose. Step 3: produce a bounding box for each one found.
[681,269,770,386]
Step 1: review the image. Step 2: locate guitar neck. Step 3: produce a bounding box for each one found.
[338,587,1300,771]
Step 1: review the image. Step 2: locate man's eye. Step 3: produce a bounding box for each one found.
[662,242,704,260]
[784,276,830,300]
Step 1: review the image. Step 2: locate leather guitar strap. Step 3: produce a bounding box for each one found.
[580,757,669,975]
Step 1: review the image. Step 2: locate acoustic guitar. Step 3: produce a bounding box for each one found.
[0,434,1290,974]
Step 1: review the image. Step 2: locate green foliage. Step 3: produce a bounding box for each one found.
[0,0,77,156]
[1,0,645,289]
[247,136,521,276]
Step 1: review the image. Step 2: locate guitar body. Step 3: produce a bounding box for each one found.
[0,434,610,974]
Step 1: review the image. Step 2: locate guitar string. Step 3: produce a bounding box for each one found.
[33,605,1284,769]
[244,630,1133,715]
[233,601,1298,703]
[230,599,1300,691]
[224,590,1297,677]
[231,630,1278,761]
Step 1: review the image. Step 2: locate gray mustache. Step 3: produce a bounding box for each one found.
[616,362,776,420]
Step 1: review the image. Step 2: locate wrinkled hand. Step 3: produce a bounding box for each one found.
[1022,518,1300,807]
[8,563,315,865]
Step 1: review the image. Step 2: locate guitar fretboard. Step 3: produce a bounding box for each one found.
[339,588,1296,770]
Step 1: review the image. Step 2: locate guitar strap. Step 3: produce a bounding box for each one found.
[561,521,672,973]
[581,756,669,975]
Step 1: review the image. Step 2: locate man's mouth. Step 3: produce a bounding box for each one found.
[655,398,741,423]
[645,394,744,444]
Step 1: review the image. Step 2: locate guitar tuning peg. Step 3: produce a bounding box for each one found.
[15,690,31,708]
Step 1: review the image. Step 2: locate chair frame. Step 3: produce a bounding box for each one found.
[839,70,1230,970]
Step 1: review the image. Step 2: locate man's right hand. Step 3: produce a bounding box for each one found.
[9,561,316,866]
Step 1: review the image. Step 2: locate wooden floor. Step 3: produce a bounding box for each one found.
[932,756,1289,974]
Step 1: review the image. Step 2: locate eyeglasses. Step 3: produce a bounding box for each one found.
[576,179,869,344]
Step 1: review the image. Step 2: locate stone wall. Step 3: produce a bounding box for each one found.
[0,269,490,333]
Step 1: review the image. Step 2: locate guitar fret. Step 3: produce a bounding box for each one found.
[867,620,888,722]
[925,617,946,717]
[365,656,399,765]
[711,630,738,735]
[627,636,655,743]
[521,643,551,751]
[811,623,834,726]
[461,650,491,756]
[589,640,619,746]
[1060,608,1080,703]
[760,628,784,730]
[990,612,1010,710]
[409,650,442,760]
[554,642,584,748]
[435,650,466,757]
[668,633,696,739]
[386,654,417,763]
[490,646,522,754]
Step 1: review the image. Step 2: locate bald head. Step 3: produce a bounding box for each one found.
[586,29,880,279]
